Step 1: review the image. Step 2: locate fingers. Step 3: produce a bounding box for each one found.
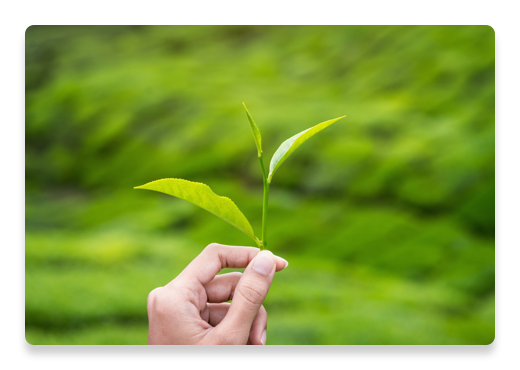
[204,303,267,345]
[177,243,288,285]
[204,272,242,302]
[248,305,267,345]
[204,303,231,326]
[210,250,276,344]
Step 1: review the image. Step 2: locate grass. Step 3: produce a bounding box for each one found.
[25,196,494,345]
[25,25,494,344]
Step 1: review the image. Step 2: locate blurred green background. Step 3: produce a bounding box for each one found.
[25,25,495,345]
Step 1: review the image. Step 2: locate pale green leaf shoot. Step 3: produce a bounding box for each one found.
[136,105,343,250]
[243,103,262,157]
[134,178,261,247]
[267,116,346,183]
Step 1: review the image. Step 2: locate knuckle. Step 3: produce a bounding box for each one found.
[206,242,220,250]
[204,243,221,255]
[147,287,171,315]
[238,281,265,306]
[147,287,163,310]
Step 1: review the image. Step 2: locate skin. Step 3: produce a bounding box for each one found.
[147,243,288,345]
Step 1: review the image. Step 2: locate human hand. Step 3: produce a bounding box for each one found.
[147,243,288,345]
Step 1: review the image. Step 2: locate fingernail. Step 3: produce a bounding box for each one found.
[272,254,288,269]
[253,251,275,275]
[261,329,267,345]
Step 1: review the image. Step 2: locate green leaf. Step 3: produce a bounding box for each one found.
[134,178,260,247]
[243,103,262,157]
[267,115,346,183]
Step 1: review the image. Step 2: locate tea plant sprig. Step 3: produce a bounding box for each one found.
[135,104,345,250]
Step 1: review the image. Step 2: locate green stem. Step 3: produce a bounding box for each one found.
[258,154,269,250]
[261,179,269,250]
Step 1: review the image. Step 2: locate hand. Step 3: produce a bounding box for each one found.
[147,243,288,345]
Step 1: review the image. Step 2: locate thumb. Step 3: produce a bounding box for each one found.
[211,250,275,344]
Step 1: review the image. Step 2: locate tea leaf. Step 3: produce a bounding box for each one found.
[243,103,262,157]
[134,178,260,246]
[267,116,346,183]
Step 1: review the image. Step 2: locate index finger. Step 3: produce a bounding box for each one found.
[177,243,287,285]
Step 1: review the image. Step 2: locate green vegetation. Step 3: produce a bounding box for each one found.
[25,25,494,344]
[135,106,344,250]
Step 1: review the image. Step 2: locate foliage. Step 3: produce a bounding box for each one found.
[135,178,259,246]
[267,115,345,183]
[135,107,344,249]
[25,25,494,345]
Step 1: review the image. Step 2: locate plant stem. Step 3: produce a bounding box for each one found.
[261,179,269,250]
[258,154,269,250]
